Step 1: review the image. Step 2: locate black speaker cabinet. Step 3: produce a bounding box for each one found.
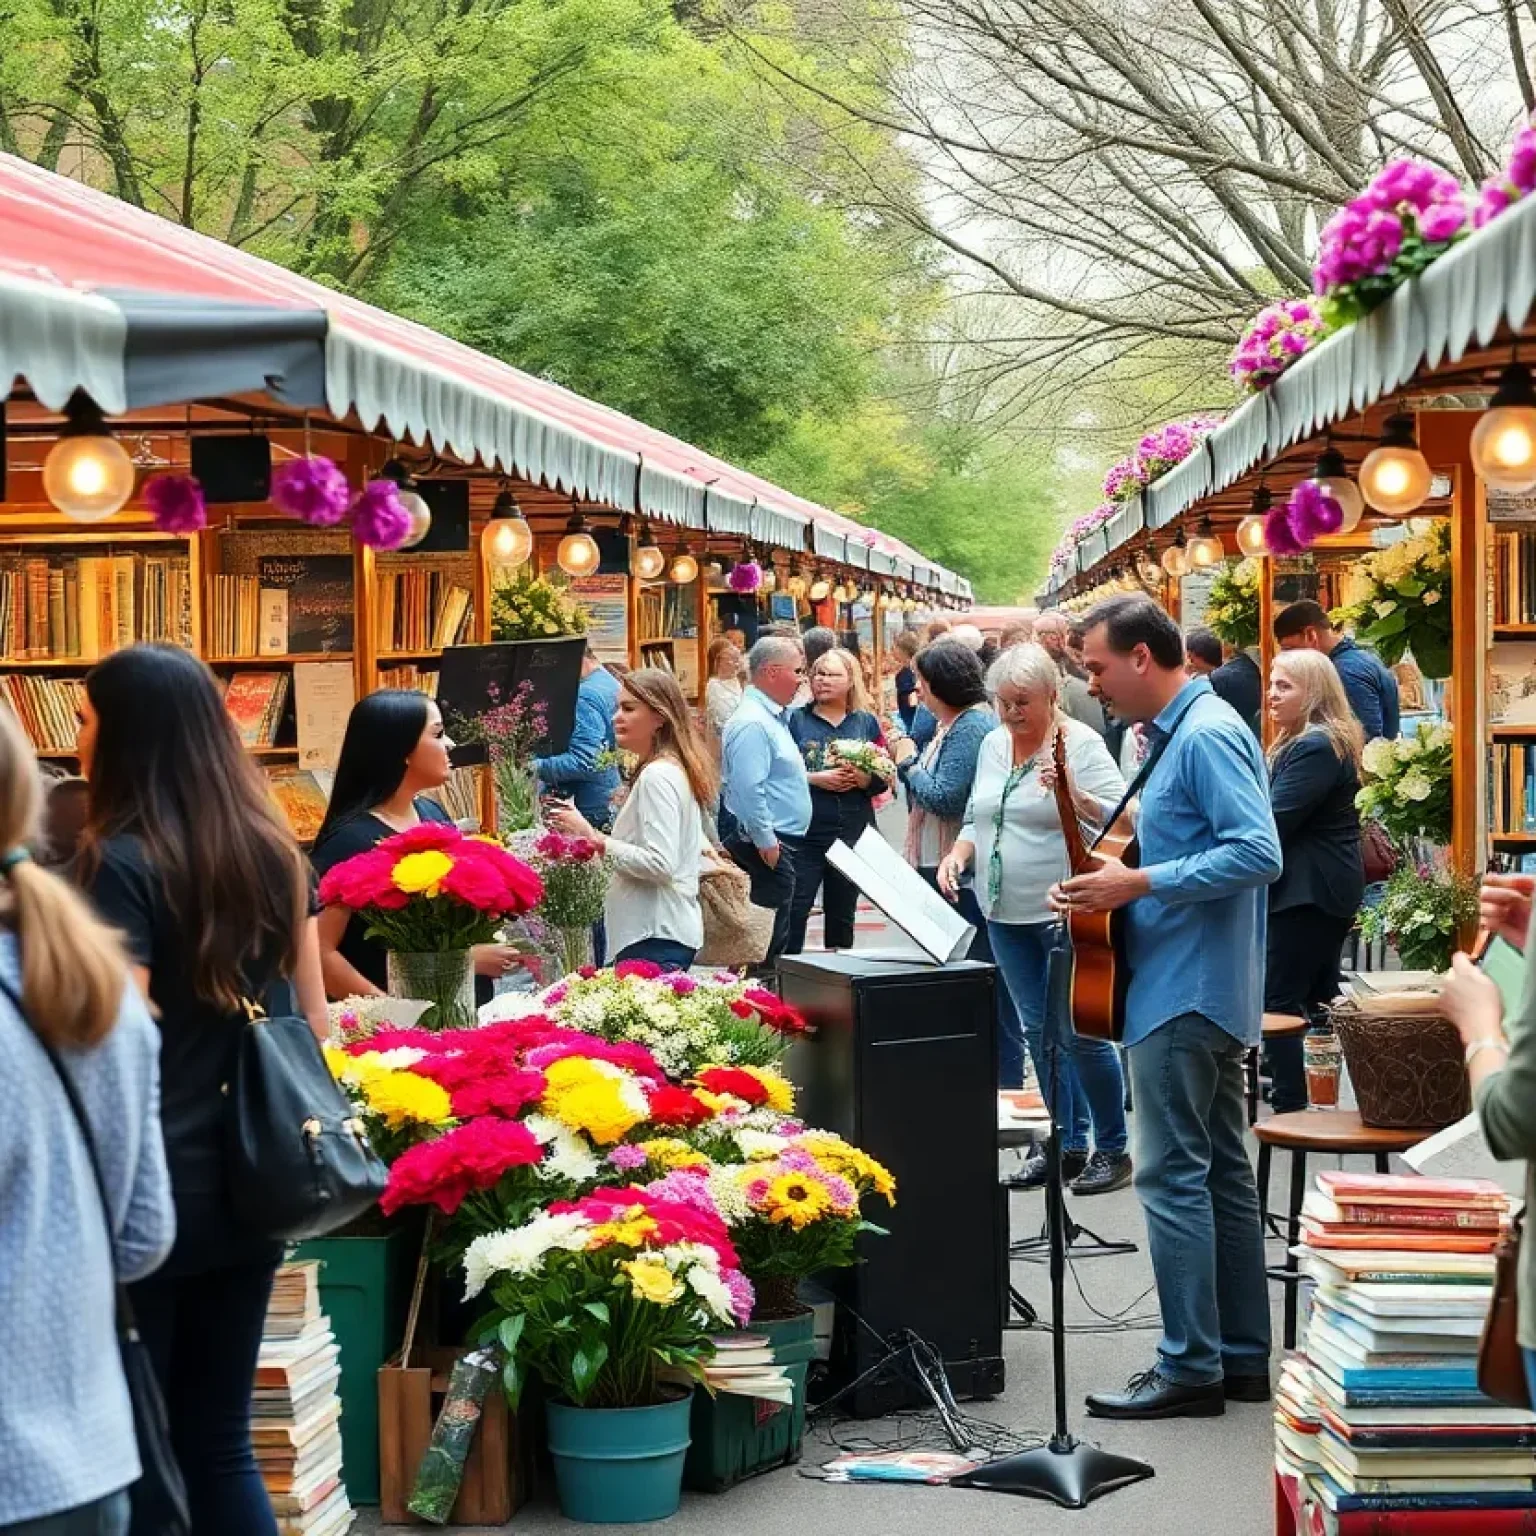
[779,953,1006,1416]
[190,434,271,503]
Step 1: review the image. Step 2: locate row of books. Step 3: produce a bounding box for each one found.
[377,664,438,695]
[254,1262,353,1536]
[1493,530,1536,625]
[0,553,193,659]
[1487,743,1536,835]
[375,569,472,654]
[210,556,355,660]
[0,673,86,753]
[1274,1170,1530,1533]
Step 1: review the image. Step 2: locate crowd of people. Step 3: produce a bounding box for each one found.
[11,567,1536,1534]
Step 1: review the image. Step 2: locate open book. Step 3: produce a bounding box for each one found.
[826,826,974,964]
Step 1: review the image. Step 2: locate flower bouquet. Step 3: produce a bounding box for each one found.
[489,567,587,641]
[1204,560,1260,650]
[825,739,897,784]
[1356,724,1452,846]
[1332,521,1451,678]
[1358,863,1477,973]
[452,680,548,836]
[1135,416,1221,482]
[316,823,543,1030]
[1229,299,1328,393]
[1314,159,1467,327]
[521,830,611,976]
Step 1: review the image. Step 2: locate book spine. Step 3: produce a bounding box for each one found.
[1333,1207,1507,1232]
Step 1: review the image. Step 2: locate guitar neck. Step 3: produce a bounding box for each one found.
[1051,727,1094,873]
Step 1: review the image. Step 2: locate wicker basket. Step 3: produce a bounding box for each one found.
[1330,1003,1470,1130]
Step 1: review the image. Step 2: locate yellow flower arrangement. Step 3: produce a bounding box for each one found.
[797,1133,897,1203]
[541,1057,649,1145]
[590,1210,660,1249]
[739,1066,795,1113]
[391,849,455,896]
[622,1257,684,1305]
[639,1138,710,1171]
[361,1070,453,1132]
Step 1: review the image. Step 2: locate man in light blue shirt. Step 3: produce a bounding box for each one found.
[721,635,812,960]
[1053,594,1281,1422]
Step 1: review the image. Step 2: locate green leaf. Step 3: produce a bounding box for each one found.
[501,1356,524,1408]
[498,1314,526,1355]
[582,1301,611,1325]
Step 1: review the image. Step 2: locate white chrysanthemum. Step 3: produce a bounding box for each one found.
[541,1125,603,1184]
[704,1165,753,1224]
[367,1047,427,1071]
[660,1241,720,1274]
[735,1128,789,1161]
[1360,738,1397,777]
[685,1263,736,1325]
[478,992,547,1026]
[462,1211,591,1299]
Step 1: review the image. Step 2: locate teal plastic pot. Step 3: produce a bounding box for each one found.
[545,1391,693,1524]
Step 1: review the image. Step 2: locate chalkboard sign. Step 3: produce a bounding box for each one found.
[436,638,585,757]
[257,555,354,653]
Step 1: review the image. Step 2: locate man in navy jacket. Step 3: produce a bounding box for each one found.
[1273,600,1400,743]
[534,645,621,829]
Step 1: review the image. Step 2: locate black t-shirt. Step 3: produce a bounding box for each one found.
[310,799,454,991]
[80,831,288,1274]
[895,667,917,730]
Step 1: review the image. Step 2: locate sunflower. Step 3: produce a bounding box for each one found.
[763,1172,835,1229]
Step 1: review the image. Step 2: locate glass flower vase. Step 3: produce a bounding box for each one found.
[386,949,476,1032]
[553,924,595,979]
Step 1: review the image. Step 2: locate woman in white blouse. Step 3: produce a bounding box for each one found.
[937,643,1132,1198]
[547,667,712,970]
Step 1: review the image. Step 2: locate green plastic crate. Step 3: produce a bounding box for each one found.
[292,1228,413,1505]
[684,1309,816,1493]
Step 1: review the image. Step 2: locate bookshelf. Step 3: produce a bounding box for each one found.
[1487,520,1536,863]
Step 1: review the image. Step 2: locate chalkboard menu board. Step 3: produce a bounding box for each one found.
[436,638,585,757]
[257,555,354,653]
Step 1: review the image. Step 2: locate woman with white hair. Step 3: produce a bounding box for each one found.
[938,642,1131,1197]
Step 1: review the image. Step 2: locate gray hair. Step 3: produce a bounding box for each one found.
[986,641,1063,706]
[748,635,803,678]
[949,622,985,653]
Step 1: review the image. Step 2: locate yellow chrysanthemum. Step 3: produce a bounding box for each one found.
[551,1079,646,1145]
[693,1089,731,1114]
[391,849,455,897]
[543,1056,606,1095]
[798,1134,896,1203]
[740,1066,795,1114]
[640,1138,709,1171]
[622,1258,683,1306]
[361,1070,453,1131]
[762,1172,834,1229]
[323,1045,350,1080]
[590,1213,660,1250]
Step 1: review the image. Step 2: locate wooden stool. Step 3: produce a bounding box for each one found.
[1253,1110,1428,1349]
[1246,1013,1308,1124]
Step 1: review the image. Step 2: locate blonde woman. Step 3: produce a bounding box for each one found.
[547,668,715,970]
[704,636,744,743]
[0,704,174,1534]
[786,646,890,953]
[1264,648,1365,1112]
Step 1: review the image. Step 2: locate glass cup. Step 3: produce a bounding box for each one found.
[1303,1029,1342,1111]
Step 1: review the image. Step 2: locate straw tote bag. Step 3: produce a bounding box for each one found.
[697,847,773,968]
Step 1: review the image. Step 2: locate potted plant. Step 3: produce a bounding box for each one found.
[1204,559,1261,651]
[1357,863,1478,973]
[316,823,543,1030]
[461,1184,751,1524]
[519,828,611,976]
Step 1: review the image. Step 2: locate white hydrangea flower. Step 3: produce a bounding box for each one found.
[1394,736,1421,764]
[1361,738,1397,777]
[462,1211,591,1299]
[1397,772,1433,803]
[705,1165,753,1224]
[685,1264,736,1325]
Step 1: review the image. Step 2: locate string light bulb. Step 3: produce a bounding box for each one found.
[1236,488,1272,556]
[43,392,135,523]
[633,522,666,580]
[1186,517,1224,568]
[381,460,432,548]
[1160,533,1189,578]
[1359,413,1433,517]
[809,571,831,601]
[482,487,533,578]
[1312,446,1365,534]
[1472,362,1536,492]
[668,544,699,585]
[556,509,601,577]
[1136,550,1162,585]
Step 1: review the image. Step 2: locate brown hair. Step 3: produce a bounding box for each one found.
[707,635,740,679]
[1268,649,1364,772]
[893,628,921,660]
[621,668,719,809]
[0,711,128,1048]
[810,646,868,714]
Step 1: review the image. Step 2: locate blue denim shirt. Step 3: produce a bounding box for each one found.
[535,666,621,828]
[721,686,812,849]
[1123,678,1282,1048]
[1330,636,1400,743]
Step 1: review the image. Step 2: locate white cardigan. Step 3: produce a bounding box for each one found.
[604,757,707,956]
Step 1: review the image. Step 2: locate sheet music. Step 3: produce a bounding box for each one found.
[827,827,974,964]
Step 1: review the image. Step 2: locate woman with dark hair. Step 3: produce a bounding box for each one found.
[74,643,322,1536]
[547,668,714,969]
[311,689,522,998]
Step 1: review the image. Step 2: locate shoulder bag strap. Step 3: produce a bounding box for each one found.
[1088,705,1188,854]
[0,972,139,1334]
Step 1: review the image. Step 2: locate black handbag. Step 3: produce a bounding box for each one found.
[225,983,388,1242]
[4,977,191,1536]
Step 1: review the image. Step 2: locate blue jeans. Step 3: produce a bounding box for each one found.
[130,1258,281,1536]
[614,937,696,971]
[1127,1012,1271,1385]
[989,919,1127,1154]
[1525,1348,1536,1405]
[2,1494,128,1536]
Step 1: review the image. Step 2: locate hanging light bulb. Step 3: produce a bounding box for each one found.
[1135,549,1161,585]
[43,392,135,523]
[1359,413,1433,517]
[633,522,666,580]
[556,508,600,577]
[669,543,699,585]
[902,595,916,612]
[1160,532,1189,578]
[482,487,534,579]
[1186,517,1224,568]
[1472,362,1536,492]
[1312,445,1365,534]
[381,460,433,548]
[809,568,831,601]
[1235,488,1272,556]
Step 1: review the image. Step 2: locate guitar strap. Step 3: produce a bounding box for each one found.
[1088,706,1188,856]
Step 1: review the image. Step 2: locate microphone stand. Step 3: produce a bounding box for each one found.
[955,923,1153,1509]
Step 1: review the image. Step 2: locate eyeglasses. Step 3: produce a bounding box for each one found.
[995,695,1034,716]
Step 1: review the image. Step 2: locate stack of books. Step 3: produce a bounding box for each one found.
[210,574,263,658]
[252,1262,353,1536]
[1275,1171,1533,1533]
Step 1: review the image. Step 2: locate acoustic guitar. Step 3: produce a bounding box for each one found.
[1050,727,1137,1043]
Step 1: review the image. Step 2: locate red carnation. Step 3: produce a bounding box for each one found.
[646,1085,714,1128]
[615,959,664,981]
[451,1069,549,1120]
[695,1067,769,1106]
[728,1000,754,1020]
[382,822,463,854]
[380,1118,543,1216]
[318,847,406,911]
